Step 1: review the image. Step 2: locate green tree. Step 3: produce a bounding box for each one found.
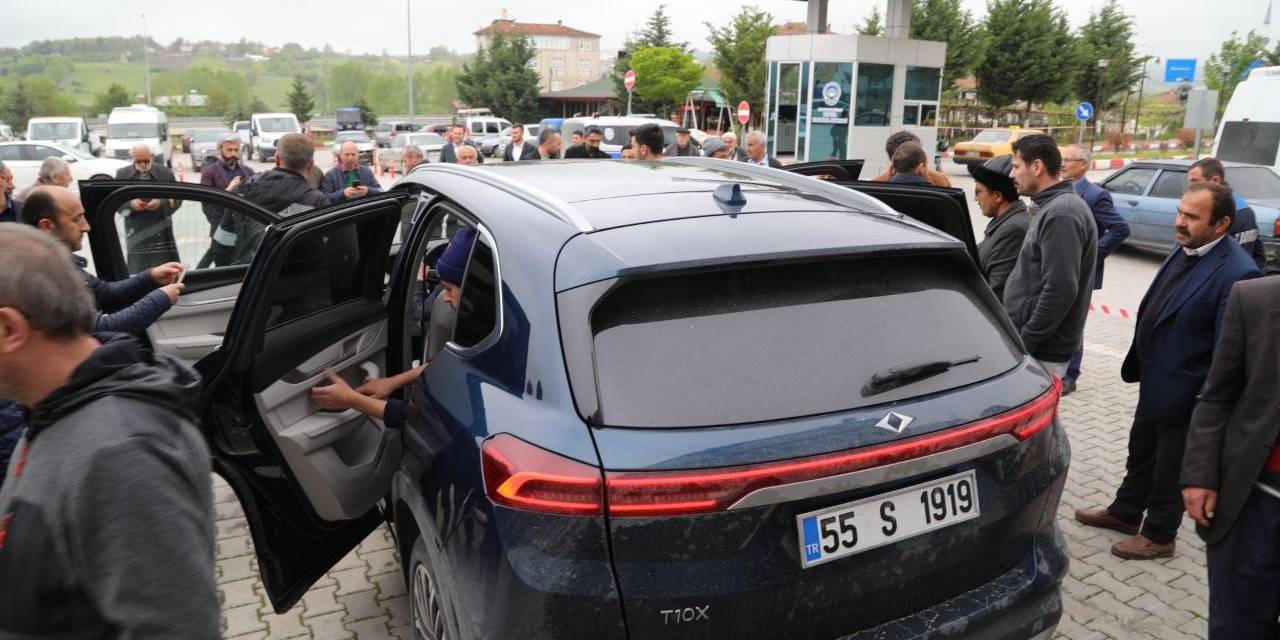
[92,82,132,116]
[2,78,78,130]
[367,73,407,114]
[414,65,461,114]
[286,76,315,123]
[456,33,540,121]
[330,61,374,107]
[857,7,885,36]
[912,0,984,88]
[637,5,685,50]
[627,47,703,118]
[1205,31,1272,112]
[976,0,1075,116]
[355,99,378,127]
[1072,1,1142,113]
[706,7,775,124]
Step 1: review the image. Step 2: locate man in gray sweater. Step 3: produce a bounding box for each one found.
[0,223,218,639]
[1001,134,1098,378]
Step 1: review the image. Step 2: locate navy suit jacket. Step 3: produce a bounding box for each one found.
[1074,177,1129,289]
[320,165,383,204]
[1121,236,1261,424]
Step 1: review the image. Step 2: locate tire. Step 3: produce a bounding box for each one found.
[409,537,451,640]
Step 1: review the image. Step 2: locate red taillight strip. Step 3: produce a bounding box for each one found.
[481,378,1060,518]
[603,377,1061,516]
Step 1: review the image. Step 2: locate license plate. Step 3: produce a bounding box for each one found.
[796,471,981,568]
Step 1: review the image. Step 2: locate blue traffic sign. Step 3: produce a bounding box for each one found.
[1165,59,1197,83]
[1075,102,1094,121]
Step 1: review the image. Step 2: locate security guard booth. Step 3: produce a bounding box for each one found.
[764,33,946,177]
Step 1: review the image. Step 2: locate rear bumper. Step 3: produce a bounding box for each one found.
[952,155,988,166]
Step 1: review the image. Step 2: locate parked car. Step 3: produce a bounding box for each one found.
[27,116,102,156]
[1099,160,1280,257]
[188,128,231,172]
[249,112,302,163]
[952,127,1044,175]
[0,141,129,191]
[336,107,363,132]
[374,121,422,148]
[381,132,447,172]
[0,123,15,142]
[103,105,171,166]
[232,120,252,157]
[330,130,376,165]
[75,156,1068,640]
[463,116,511,157]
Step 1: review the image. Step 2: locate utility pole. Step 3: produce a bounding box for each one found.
[406,0,414,124]
[1093,58,1109,145]
[142,14,152,106]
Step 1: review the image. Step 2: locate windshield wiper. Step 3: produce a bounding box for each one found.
[862,355,982,396]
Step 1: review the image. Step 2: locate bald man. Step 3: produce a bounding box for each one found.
[115,143,181,273]
[456,144,479,166]
[321,141,382,204]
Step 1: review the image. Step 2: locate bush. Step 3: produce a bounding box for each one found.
[1175,129,1197,146]
[1106,131,1133,151]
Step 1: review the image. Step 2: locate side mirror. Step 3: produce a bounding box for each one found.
[62,154,78,164]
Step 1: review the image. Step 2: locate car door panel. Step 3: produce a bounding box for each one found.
[146,280,240,364]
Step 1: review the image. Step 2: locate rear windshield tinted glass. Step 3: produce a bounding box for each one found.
[588,256,1022,428]
[1226,166,1280,200]
[1217,121,1280,167]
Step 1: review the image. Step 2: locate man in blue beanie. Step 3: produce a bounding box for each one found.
[310,228,475,428]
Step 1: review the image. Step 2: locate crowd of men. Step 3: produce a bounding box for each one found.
[0,118,1275,639]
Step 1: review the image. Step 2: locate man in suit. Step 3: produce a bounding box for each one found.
[439,125,484,164]
[532,128,561,160]
[321,141,382,205]
[744,130,781,168]
[721,131,749,162]
[115,143,181,274]
[1189,157,1266,270]
[563,125,610,159]
[665,128,701,157]
[1060,144,1130,394]
[1182,277,1280,639]
[1076,182,1261,559]
[502,123,537,162]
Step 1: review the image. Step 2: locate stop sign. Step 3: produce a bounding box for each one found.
[624,69,636,91]
[737,101,750,125]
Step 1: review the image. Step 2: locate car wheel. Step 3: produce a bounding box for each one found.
[409,537,450,640]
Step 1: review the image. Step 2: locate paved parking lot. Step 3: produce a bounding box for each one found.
[209,158,1211,639]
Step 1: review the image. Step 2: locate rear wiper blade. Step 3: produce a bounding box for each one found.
[862,355,981,396]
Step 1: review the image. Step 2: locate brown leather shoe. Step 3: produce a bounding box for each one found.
[1111,534,1175,560]
[1074,507,1140,535]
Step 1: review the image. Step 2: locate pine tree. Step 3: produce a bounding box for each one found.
[637,5,685,50]
[92,83,132,117]
[1072,1,1141,112]
[286,76,315,123]
[976,0,1075,116]
[857,7,885,36]
[911,0,983,89]
[706,7,776,121]
[455,33,540,121]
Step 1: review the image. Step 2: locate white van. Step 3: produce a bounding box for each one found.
[27,116,100,155]
[464,116,511,157]
[105,105,172,167]
[560,115,680,159]
[1212,65,1280,173]
[248,113,302,162]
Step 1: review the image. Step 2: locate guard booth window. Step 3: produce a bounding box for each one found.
[855,63,893,127]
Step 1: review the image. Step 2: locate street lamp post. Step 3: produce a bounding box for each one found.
[1094,58,1109,145]
[142,13,152,106]
[406,0,414,125]
[1133,56,1159,140]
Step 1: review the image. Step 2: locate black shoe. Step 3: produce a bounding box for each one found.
[1062,379,1077,395]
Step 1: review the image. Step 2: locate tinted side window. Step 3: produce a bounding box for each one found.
[1149,170,1187,199]
[28,145,65,161]
[1104,168,1157,196]
[453,233,498,349]
[1217,121,1280,166]
[0,146,21,161]
[266,219,371,329]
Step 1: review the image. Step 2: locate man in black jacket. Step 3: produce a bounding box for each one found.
[563,125,611,159]
[973,155,1030,301]
[439,125,484,164]
[115,144,181,274]
[502,123,538,162]
[22,186,182,336]
[0,222,217,639]
[1000,134,1097,379]
[1182,276,1280,639]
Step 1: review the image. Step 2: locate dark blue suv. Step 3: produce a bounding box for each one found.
[79,157,1068,639]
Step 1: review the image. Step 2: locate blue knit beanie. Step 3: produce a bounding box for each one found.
[436,227,475,285]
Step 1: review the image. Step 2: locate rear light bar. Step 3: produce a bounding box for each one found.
[482,378,1061,518]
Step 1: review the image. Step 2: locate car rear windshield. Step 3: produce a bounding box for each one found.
[1217,121,1280,167]
[1226,165,1280,200]
[587,255,1022,428]
[971,130,1011,143]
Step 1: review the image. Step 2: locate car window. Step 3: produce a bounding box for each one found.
[452,230,498,349]
[586,255,1022,428]
[112,193,271,278]
[1103,167,1157,196]
[1148,169,1187,199]
[471,123,484,134]
[0,145,23,161]
[265,217,372,330]
[1217,121,1280,167]
[25,144,66,161]
[1226,166,1280,201]
[487,123,502,134]
[971,130,1011,144]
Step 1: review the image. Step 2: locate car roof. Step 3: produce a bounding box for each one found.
[399,158,959,245]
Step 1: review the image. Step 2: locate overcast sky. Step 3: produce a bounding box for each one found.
[3,0,1275,75]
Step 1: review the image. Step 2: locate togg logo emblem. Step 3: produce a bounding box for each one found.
[876,412,914,434]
